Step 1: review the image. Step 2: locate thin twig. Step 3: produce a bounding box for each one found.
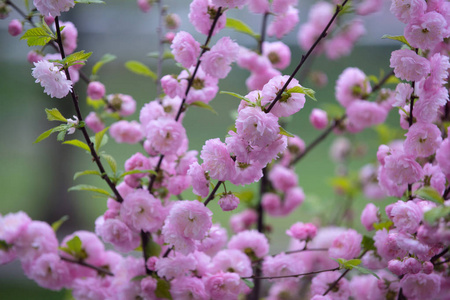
[203,181,223,206]
[242,267,339,280]
[61,256,114,276]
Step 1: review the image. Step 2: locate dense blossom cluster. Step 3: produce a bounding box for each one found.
[1,0,450,299]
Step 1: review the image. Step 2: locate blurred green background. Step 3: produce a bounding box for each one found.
[0,0,402,298]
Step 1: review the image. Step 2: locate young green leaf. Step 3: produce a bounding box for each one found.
[279,127,295,138]
[94,127,109,152]
[63,139,91,152]
[125,61,157,79]
[415,186,444,204]
[147,51,174,60]
[362,235,376,251]
[120,169,157,178]
[381,35,412,48]
[287,86,317,101]
[45,108,67,122]
[62,50,93,67]
[373,220,394,231]
[68,184,112,197]
[73,170,102,180]
[131,275,147,282]
[352,265,380,279]
[241,278,255,289]
[424,206,450,225]
[57,130,68,142]
[189,101,218,115]
[34,128,56,144]
[20,27,53,46]
[101,153,117,174]
[155,278,173,300]
[220,91,253,103]
[92,53,117,75]
[144,239,162,258]
[0,240,11,251]
[51,215,69,232]
[66,236,83,254]
[226,18,259,39]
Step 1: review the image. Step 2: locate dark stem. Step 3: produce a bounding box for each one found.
[285,247,328,255]
[155,0,165,97]
[6,0,31,21]
[257,12,269,54]
[148,7,223,192]
[163,246,173,258]
[397,288,407,300]
[323,269,350,296]
[54,17,123,203]
[203,181,223,206]
[443,186,450,200]
[265,0,348,113]
[61,256,114,276]
[242,267,339,280]
[140,230,152,275]
[431,247,449,264]
[407,76,417,200]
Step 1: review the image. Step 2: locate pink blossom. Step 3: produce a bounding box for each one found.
[283,186,305,215]
[178,67,219,104]
[404,257,421,274]
[229,209,257,233]
[109,120,143,144]
[87,81,105,100]
[204,271,242,300]
[346,100,388,131]
[201,37,239,79]
[262,252,305,281]
[161,75,184,98]
[59,21,78,54]
[350,275,385,300]
[405,11,450,50]
[373,229,408,261]
[247,0,270,13]
[267,280,300,300]
[200,138,235,181]
[245,68,282,90]
[422,163,447,195]
[44,16,54,25]
[393,83,413,107]
[33,0,74,17]
[404,122,442,158]
[106,94,136,117]
[0,211,31,244]
[390,0,427,23]
[330,137,351,163]
[61,231,105,265]
[120,189,166,233]
[187,162,210,197]
[14,221,58,261]
[236,107,280,147]
[262,41,291,70]
[218,193,240,211]
[32,60,72,99]
[27,51,43,64]
[436,138,450,179]
[27,253,71,290]
[171,31,201,69]
[156,254,197,279]
[335,67,371,108]
[328,229,362,260]
[311,271,350,300]
[189,0,226,36]
[424,52,450,89]
[95,217,140,253]
[262,192,282,216]
[165,13,181,29]
[170,277,209,300]
[146,118,187,155]
[390,49,430,82]
[85,112,105,133]
[267,7,299,39]
[228,229,269,258]
[401,273,441,300]
[386,200,423,234]
[197,224,227,256]
[272,0,297,14]
[355,0,383,15]
[210,249,252,277]
[388,259,406,276]
[140,277,157,299]
[378,165,408,198]
[139,101,165,128]
[8,19,22,36]
[261,75,306,117]
[310,108,328,129]
[166,175,190,195]
[383,148,423,185]
[137,0,152,12]
[268,165,298,192]
[230,160,265,186]
[286,222,317,241]
[360,203,379,231]
[324,19,366,60]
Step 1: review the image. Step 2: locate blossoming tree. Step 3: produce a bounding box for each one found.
[1,0,450,299]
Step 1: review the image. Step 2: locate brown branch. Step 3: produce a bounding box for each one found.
[61,256,114,276]
[242,267,339,280]
[203,181,223,206]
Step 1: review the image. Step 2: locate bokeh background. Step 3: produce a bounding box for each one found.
[0,0,403,298]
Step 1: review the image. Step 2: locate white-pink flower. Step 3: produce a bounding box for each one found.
[201,37,239,79]
[33,0,74,17]
[171,31,201,69]
[32,60,72,99]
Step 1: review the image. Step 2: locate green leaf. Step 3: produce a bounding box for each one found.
[125,61,157,79]
[20,27,53,46]
[145,239,162,258]
[120,169,157,177]
[73,170,101,180]
[92,53,117,75]
[68,184,112,197]
[147,51,174,60]
[220,91,253,103]
[155,278,172,300]
[63,139,91,152]
[381,35,412,48]
[352,265,380,279]
[189,101,217,115]
[45,108,67,122]
[0,240,11,251]
[344,259,362,268]
[241,278,255,289]
[51,215,69,232]
[101,153,117,174]
[362,235,376,251]
[34,127,59,144]
[385,75,400,85]
[415,187,444,204]
[373,220,394,231]
[131,275,147,282]
[287,86,317,101]
[368,75,379,84]
[94,127,109,152]
[62,50,92,67]
[279,126,295,138]
[57,130,67,142]
[75,0,105,3]
[226,18,259,39]
[234,190,254,204]
[66,236,82,254]
[424,206,450,225]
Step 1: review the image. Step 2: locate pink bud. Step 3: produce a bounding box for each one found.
[44,16,55,26]
[165,13,181,30]
[87,81,106,100]
[137,0,152,13]
[422,261,434,274]
[8,19,22,37]
[165,32,175,43]
[310,108,328,129]
[27,50,43,64]
[388,259,405,276]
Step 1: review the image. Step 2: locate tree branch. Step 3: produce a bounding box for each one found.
[61,256,114,276]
